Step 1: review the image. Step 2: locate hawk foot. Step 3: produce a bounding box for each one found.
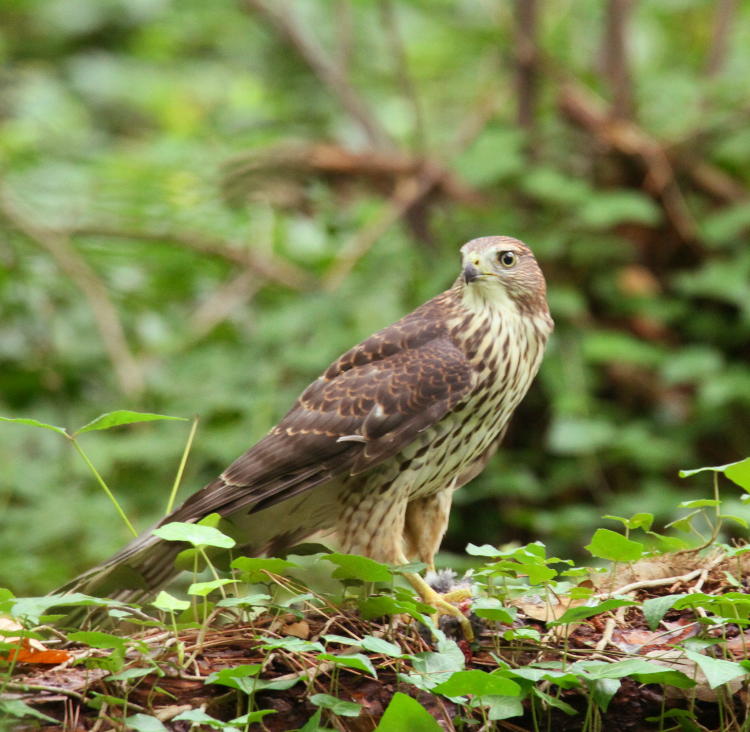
[403,571,474,642]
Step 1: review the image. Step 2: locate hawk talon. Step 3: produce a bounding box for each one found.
[404,571,475,642]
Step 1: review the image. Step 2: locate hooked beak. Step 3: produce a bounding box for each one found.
[463,262,481,284]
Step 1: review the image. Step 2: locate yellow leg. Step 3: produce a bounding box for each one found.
[402,570,474,642]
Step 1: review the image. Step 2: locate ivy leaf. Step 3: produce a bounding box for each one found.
[152,591,190,613]
[316,653,377,678]
[322,553,393,582]
[432,670,521,698]
[230,557,297,583]
[585,529,644,562]
[684,649,748,688]
[310,693,362,717]
[152,522,235,549]
[642,594,686,630]
[124,714,169,732]
[360,635,404,657]
[187,579,234,596]
[0,700,58,724]
[550,598,638,626]
[373,692,441,732]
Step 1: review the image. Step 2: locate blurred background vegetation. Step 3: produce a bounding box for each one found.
[2,0,749,595]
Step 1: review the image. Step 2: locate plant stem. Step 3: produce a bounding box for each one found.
[70,436,138,537]
[166,415,199,514]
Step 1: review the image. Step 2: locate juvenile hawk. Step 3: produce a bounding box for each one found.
[62,236,553,636]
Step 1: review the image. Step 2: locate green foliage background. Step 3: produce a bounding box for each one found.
[1,0,749,594]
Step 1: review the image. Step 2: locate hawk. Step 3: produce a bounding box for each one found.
[61,236,553,637]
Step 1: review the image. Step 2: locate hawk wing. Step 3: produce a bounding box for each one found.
[170,308,474,523]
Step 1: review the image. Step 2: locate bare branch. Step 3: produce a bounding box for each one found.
[514,0,539,136]
[706,0,738,76]
[189,268,263,340]
[0,190,144,397]
[601,0,634,120]
[243,0,392,150]
[559,82,698,243]
[70,225,313,290]
[379,0,427,152]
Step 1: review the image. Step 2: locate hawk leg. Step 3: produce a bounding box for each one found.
[398,551,474,641]
[401,490,474,641]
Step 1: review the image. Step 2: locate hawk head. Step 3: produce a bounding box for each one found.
[459,235,549,317]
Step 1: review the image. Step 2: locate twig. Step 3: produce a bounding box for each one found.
[705,0,738,77]
[243,0,392,150]
[514,0,539,137]
[595,616,617,651]
[0,190,144,397]
[189,268,263,339]
[323,57,502,288]
[601,0,634,120]
[604,552,725,597]
[71,225,312,290]
[380,0,426,152]
[558,81,699,243]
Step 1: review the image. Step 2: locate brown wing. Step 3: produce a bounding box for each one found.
[169,297,474,523]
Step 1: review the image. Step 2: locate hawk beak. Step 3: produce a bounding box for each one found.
[462,263,480,284]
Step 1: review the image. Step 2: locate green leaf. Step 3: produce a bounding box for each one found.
[533,687,577,715]
[124,714,169,732]
[106,667,160,682]
[472,598,516,624]
[298,709,323,732]
[678,499,720,508]
[151,591,190,613]
[0,416,68,436]
[206,664,262,694]
[484,695,524,721]
[547,416,617,455]
[173,709,229,728]
[229,710,277,725]
[259,636,324,653]
[0,700,58,723]
[589,678,620,712]
[578,190,661,228]
[642,594,686,630]
[187,579,234,596]
[373,692,442,732]
[152,521,235,548]
[679,457,750,486]
[67,630,127,651]
[216,593,270,608]
[725,458,750,490]
[75,410,186,435]
[316,653,377,678]
[585,529,644,562]
[230,556,297,582]
[551,598,639,626]
[575,658,695,688]
[466,543,502,557]
[10,594,124,624]
[359,595,429,623]
[684,649,748,688]
[360,635,404,657]
[322,553,393,582]
[310,693,362,717]
[432,670,521,697]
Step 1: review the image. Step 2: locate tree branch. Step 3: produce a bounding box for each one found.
[243,0,392,150]
[0,190,145,397]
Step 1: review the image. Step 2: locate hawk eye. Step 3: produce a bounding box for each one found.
[497,250,517,268]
